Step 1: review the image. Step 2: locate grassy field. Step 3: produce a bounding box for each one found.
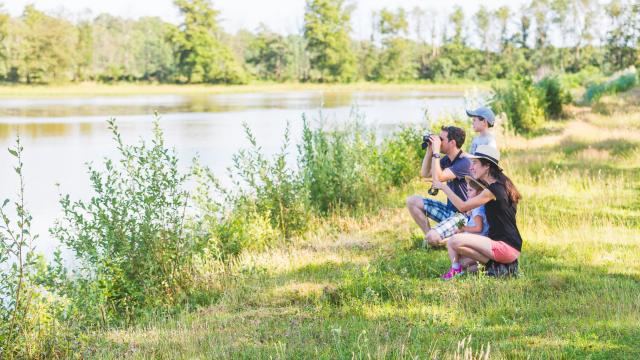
[0,82,490,98]
[82,99,640,359]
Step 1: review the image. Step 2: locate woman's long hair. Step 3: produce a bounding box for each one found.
[479,158,522,205]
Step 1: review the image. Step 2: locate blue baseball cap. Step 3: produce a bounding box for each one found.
[466,107,495,127]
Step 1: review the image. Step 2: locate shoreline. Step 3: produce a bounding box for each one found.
[0,82,490,98]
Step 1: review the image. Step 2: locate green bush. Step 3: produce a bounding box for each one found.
[51,116,201,324]
[583,72,638,104]
[298,115,383,214]
[536,76,572,119]
[491,76,546,134]
[378,126,423,187]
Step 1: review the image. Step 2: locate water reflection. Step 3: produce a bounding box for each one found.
[0,90,461,119]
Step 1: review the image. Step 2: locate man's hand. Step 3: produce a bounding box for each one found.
[430,135,441,153]
[432,176,445,190]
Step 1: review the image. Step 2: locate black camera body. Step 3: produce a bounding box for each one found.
[421,131,433,150]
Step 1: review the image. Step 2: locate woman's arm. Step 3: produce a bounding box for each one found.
[462,215,483,233]
[432,177,495,212]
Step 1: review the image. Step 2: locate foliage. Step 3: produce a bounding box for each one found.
[536,75,572,119]
[583,70,638,103]
[0,1,638,84]
[19,5,77,83]
[303,0,357,82]
[378,126,424,186]
[51,116,200,324]
[0,139,69,358]
[171,0,247,84]
[298,114,382,214]
[245,26,293,82]
[492,76,546,134]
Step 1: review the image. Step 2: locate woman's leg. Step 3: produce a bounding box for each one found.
[448,233,495,264]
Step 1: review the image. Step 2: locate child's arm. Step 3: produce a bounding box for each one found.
[461,215,483,234]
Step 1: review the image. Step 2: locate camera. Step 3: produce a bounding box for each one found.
[421,130,433,150]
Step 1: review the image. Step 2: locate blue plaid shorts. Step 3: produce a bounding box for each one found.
[422,198,467,239]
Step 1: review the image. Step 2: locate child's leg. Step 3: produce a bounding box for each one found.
[447,240,459,265]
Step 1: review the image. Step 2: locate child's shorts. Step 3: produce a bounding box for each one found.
[432,212,467,240]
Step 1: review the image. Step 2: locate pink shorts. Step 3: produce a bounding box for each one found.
[491,241,520,263]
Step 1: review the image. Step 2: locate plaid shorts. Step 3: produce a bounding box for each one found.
[423,198,468,240]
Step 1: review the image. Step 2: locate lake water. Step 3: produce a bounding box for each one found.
[0,89,473,260]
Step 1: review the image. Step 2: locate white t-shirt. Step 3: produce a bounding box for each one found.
[469,133,497,155]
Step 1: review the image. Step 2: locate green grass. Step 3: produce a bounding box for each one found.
[0,82,489,98]
[84,104,640,359]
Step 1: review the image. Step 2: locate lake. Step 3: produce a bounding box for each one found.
[0,89,474,260]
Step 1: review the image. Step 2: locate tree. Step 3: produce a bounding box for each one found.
[246,25,291,81]
[374,8,415,81]
[20,5,77,83]
[74,20,93,81]
[604,0,640,71]
[495,6,511,51]
[530,0,552,49]
[474,6,491,51]
[131,17,175,81]
[448,6,465,45]
[0,6,8,79]
[303,0,356,82]
[172,0,247,84]
[516,12,532,49]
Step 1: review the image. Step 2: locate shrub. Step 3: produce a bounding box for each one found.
[51,116,201,324]
[536,76,572,119]
[491,76,546,134]
[1,138,70,358]
[583,71,638,104]
[298,114,383,214]
[379,126,423,187]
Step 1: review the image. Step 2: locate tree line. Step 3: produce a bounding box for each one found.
[0,0,638,85]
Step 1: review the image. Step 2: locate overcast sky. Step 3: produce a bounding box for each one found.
[5,0,530,39]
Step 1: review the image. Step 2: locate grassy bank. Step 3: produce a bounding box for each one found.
[0,82,490,98]
[81,103,640,358]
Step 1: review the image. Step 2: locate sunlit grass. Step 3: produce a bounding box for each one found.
[88,105,640,359]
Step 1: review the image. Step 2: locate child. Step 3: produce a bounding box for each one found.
[441,176,489,280]
[466,106,497,155]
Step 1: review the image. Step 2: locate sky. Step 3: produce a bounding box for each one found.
[4,0,530,39]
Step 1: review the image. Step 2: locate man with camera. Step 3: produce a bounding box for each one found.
[406,126,471,247]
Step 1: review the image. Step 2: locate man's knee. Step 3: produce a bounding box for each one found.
[406,195,423,210]
[426,230,441,246]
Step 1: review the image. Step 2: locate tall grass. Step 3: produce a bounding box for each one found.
[5,100,638,357]
[89,106,640,359]
[193,112,424,259]
[0,138,71,359]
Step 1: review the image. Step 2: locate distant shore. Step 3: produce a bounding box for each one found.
[0,82,491,98]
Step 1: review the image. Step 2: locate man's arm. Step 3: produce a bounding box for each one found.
[420,146,433,178]
[428,135,457,182]
[431,157,458,182]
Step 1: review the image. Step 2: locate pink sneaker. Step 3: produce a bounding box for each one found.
[441,266,464,280]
